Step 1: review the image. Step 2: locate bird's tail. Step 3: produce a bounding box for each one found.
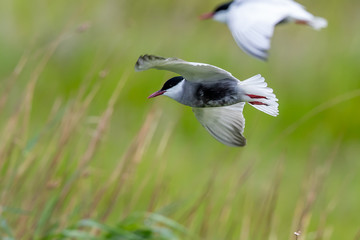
[240,74,279,117]
[308,17,328,30]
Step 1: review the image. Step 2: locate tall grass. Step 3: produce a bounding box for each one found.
[1,0,360,239]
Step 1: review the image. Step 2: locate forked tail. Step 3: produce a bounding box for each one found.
[307,17,328,30]
[240,74,279,117]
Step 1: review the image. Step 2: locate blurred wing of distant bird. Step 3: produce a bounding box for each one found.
[228,0,312,60]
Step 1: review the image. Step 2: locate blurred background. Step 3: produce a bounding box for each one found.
[0,0,360,239]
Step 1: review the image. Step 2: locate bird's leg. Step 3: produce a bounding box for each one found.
[295,20,309,25]
[246,94,267,99]
[249,101,268,106]
[246,94,268,105]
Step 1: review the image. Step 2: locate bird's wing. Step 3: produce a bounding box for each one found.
[228,0,306,60]
[135,54,237,82]
[192,102,246,147]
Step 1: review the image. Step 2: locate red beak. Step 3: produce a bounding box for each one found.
[148,90,165,99]
[199,12,214,20]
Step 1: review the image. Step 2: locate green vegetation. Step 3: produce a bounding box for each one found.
[0,0,360,239]
[42,213,191,240]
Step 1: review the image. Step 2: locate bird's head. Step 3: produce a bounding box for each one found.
[199,1,233,23]
[148,76,185,100]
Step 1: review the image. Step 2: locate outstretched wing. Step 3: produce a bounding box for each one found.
[192,103,246,147]
[228,0,310,60]
[135,54,237,82]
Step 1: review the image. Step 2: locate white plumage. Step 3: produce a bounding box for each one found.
[136,55,279,147]
[202,0,328,60]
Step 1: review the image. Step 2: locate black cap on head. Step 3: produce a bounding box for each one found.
[161,76,184,91]
[214,1,233,13]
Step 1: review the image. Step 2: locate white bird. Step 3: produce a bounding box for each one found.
[200,0,328,60]
[135,54,279,147]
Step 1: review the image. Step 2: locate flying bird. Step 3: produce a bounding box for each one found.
[135,54,279,147]
[200,0,328,60]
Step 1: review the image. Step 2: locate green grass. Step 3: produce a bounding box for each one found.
[1,0,360,239]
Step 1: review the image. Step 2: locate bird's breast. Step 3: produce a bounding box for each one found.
[192,81,240,107]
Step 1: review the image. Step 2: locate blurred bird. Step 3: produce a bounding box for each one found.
[135,54,279,147]
[200,0,328,60]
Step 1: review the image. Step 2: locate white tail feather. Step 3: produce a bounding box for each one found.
[308,17,328,30]
[240,74,279,117]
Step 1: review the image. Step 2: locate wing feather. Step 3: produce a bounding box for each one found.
[135,54,237,82]
[192,103,246,147]
[228,0,313,60]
